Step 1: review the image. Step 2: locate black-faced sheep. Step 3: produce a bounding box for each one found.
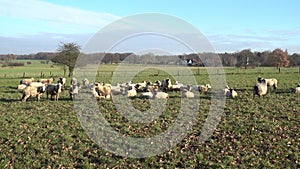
[57,77,66,90]
[258,77,278,90]
[253,78,268,98]
[161,78,172,91]
[46,83,62,101]
[291,84,300,94]
[21,85,46,102]
[20,77,34,85]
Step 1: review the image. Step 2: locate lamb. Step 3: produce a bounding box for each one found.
[20,77,34,85]
[253,78,268,98]
[46,83,63,101]
[38,78,54,84]
[225,88,238,98]
[21,85,46,102]
[181,89,194,98]
[69,83,81,100]
[291,84,300,94]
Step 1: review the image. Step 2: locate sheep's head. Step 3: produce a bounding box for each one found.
[206,84,212,89]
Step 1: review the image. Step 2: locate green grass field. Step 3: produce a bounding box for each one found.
[0,62,299,168]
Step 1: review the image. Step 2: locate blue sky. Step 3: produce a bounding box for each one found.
[0,0,299,54]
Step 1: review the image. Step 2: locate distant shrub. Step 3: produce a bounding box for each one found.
[27,61,32,65]
[50,65,55,68]
[41,61,46,64]
[7,62,25,66]
[2,64,8,67]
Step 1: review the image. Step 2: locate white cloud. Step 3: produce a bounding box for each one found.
[0,0,120,34]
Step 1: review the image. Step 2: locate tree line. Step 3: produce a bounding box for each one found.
[1,43,299,77]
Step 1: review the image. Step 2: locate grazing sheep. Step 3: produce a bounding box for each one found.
[57,77,66,90]
[69,83,81,100]
[46,83,63,101]
[17,84,27,91]
[20,77,34,85]
[181,89,194,98]
[21,85,46,102]
[38,78,54,84]
[253,78,268,98]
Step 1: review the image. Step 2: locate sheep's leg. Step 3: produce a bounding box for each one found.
[22,94,29,102]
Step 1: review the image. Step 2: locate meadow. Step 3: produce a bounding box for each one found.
[0,61,299,168]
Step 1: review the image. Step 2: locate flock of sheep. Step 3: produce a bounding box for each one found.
[17,75,300,102]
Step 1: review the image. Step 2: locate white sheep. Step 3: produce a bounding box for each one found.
[69,83,81,100]
[46,83,62,101]
[21,85,46,102]
[253,78,268,98]
[153,90,169,99]
[139,91,154,99]
[181,89,194,98]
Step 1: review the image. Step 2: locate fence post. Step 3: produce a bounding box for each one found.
[197,68,200,75]
[97,71,100,77]
[177,70,179,76]
[41,71,43,77]
[23,72,25,78]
